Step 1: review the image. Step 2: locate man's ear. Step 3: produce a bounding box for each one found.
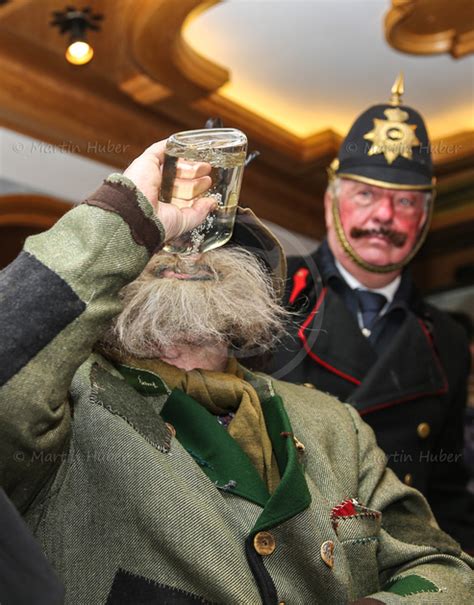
[415,192,433,235]
[416,205,429,235]
[324,189,333,230]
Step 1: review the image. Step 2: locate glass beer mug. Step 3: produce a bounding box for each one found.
[159,128,248,255]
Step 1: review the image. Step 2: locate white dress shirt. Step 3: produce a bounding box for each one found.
[335,260,401,317]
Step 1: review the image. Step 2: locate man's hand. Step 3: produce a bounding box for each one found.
[123,140,216,242]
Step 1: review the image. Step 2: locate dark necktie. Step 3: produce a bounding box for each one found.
[355,290,387,332]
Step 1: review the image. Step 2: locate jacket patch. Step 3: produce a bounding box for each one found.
[90,364,172,454]
[84,180,163,255]
[106,569,215,604]
[384,574,440,596]
[331,498,381,532]
[0,251,85,386]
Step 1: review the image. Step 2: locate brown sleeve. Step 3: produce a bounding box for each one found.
[84,180,163,255]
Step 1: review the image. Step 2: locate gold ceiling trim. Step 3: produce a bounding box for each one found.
[430,202,474,232]
[0,0,30,19]
[176,0,229,90]
[130,0,229,100]
[385,0,474,59]
[430,130,474,166]
[126,0,343,165]
[119,74,172,105]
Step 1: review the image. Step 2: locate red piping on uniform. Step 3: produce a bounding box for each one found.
[298,287,362,386]
[359,387,448,416]
[289,268,310,304]
[417,318,433,345]
[416,317,449,393]
[298,288,449,410]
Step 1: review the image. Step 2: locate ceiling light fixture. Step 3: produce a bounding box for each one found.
[51,6,103,66]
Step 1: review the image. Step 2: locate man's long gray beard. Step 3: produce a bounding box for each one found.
[102,246,290,360]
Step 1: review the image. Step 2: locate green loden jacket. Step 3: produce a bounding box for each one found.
[0,175,472,605]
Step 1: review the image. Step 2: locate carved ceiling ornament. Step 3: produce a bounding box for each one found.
[129,0,228,100]
[385,0,474,58]
[126,0,341,163]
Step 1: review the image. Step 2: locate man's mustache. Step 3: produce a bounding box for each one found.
[350,227,407,248]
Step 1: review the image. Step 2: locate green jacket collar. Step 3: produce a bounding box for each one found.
[116,363,311,531]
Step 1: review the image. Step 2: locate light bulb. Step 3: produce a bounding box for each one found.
[65,40,94,65]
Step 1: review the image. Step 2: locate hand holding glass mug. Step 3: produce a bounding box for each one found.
[122,140,216,244]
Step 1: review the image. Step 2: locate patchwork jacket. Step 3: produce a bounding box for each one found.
[0,175,472,605]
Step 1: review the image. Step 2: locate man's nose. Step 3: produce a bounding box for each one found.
[180,252,204,270]
[372,195,395,223]
[187,252,203,263]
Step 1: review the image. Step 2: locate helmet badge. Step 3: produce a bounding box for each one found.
[363,73,421,165]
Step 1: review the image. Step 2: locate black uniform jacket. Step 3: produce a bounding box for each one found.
[269,240,474,552]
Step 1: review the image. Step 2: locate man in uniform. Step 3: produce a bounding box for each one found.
[0,139,472,604]
[269,76,474,552]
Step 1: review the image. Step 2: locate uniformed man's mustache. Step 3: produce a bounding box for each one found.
[350,227,407,247]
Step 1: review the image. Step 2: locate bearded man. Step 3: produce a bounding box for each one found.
[0,139,472,605]
[269,77,474,552]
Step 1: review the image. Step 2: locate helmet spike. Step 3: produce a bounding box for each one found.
[389,72,404,106]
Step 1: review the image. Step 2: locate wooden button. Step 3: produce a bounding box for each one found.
[320,540,335,568]
[417,422,430,439]
[293,436,305,453]
[303,382,316,389]
[165,422,176,437]
[404,473,413,486]
[253,531,276,555]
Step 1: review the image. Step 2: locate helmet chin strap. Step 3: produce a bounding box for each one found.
[331,193,434,274]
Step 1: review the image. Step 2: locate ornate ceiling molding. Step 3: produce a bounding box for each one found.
[0,0,30,19]
[129,0,228,100]
[126,0,343,169]
[385,0,474,58]
[0,0,472,247]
